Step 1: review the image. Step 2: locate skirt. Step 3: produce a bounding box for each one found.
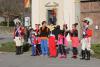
[71,37,80,48]
[48,36,57,57]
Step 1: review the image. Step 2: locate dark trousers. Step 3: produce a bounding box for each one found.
[72,47,78,56]
[81,49,90,60]
[58,45,66,55]
[36,44,41,55]
[86,50,90,60]
[16,46,23,55]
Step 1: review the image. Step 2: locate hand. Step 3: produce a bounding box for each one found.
[83,32,86,35]
[34,45,36,47]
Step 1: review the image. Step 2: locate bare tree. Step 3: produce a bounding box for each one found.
[0,0,24,27]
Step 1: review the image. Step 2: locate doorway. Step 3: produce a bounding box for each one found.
[47,9,57,25]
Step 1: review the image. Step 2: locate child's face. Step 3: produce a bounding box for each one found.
[83,22,88,26]
[32,34,35,37]
[43,23,46,27]
[35,25,39,29]
[72,25,75,29]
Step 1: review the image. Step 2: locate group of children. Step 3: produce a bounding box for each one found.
[14,19,93,60]
[28,20,93,60]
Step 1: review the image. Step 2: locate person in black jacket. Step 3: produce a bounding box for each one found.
[52,25,61,40]
[39,21,50,56]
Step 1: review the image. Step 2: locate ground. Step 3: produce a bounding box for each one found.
[0,34,100,67]
[0,52,100,67]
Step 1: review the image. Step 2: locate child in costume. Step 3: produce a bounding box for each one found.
[57,30,66,58]
[62,24,69,48]
[69,23,80,59]
[81,19,93,60]
[48,24,57,57]
[30,29,37,56]
[35,24,41,56]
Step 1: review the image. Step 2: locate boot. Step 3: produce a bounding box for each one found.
[16,46,20,55]
[80,50,85,60]
[72,55,77,59]
[19,46,22,54]
[85,50,90,60]
[16,46,19,55]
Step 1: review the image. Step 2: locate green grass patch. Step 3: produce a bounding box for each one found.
[0,42,31,52]
[0,42,16,52]
[0,41,100,59]
[91,44,100,59]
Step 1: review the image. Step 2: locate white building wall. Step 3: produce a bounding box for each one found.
[32,0,39,28]
[39,0,64,28]
[75,0,81,37]
[32,0,80,29]
[63,0,80,29]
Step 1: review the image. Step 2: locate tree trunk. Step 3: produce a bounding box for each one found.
[7,17,9,27]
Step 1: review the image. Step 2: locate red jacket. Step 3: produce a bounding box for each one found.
[86,29,93,37]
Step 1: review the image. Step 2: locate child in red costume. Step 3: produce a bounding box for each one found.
[69,23,80,59]
[48,24,57,57]
[35,24,41,55]
[48,34,57,57]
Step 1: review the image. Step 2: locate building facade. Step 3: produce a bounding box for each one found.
[81,1,100,44]
[32,0,80,29]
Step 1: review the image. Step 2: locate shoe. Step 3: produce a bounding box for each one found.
[72,56,77,59]
[16,53,20,55]
[59,55,63,58]
[59,55,66,58]
[85,58,90,60]
[31,55,36,56]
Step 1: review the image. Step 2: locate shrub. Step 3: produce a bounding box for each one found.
[0,21,7,26]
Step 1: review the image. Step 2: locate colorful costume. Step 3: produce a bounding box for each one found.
[30,31,37,56]
[48,34,57,57]
[57,33,67,58]
[14,27,23,55]
[35,26,41,55]
[70,29,80,58]
[81,28,93,60]
[81,18,93,60]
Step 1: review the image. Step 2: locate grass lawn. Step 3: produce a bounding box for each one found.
[0,41,31,52]
[0,42,16,52]
[91,44,100,59]
[0,41,100,59]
